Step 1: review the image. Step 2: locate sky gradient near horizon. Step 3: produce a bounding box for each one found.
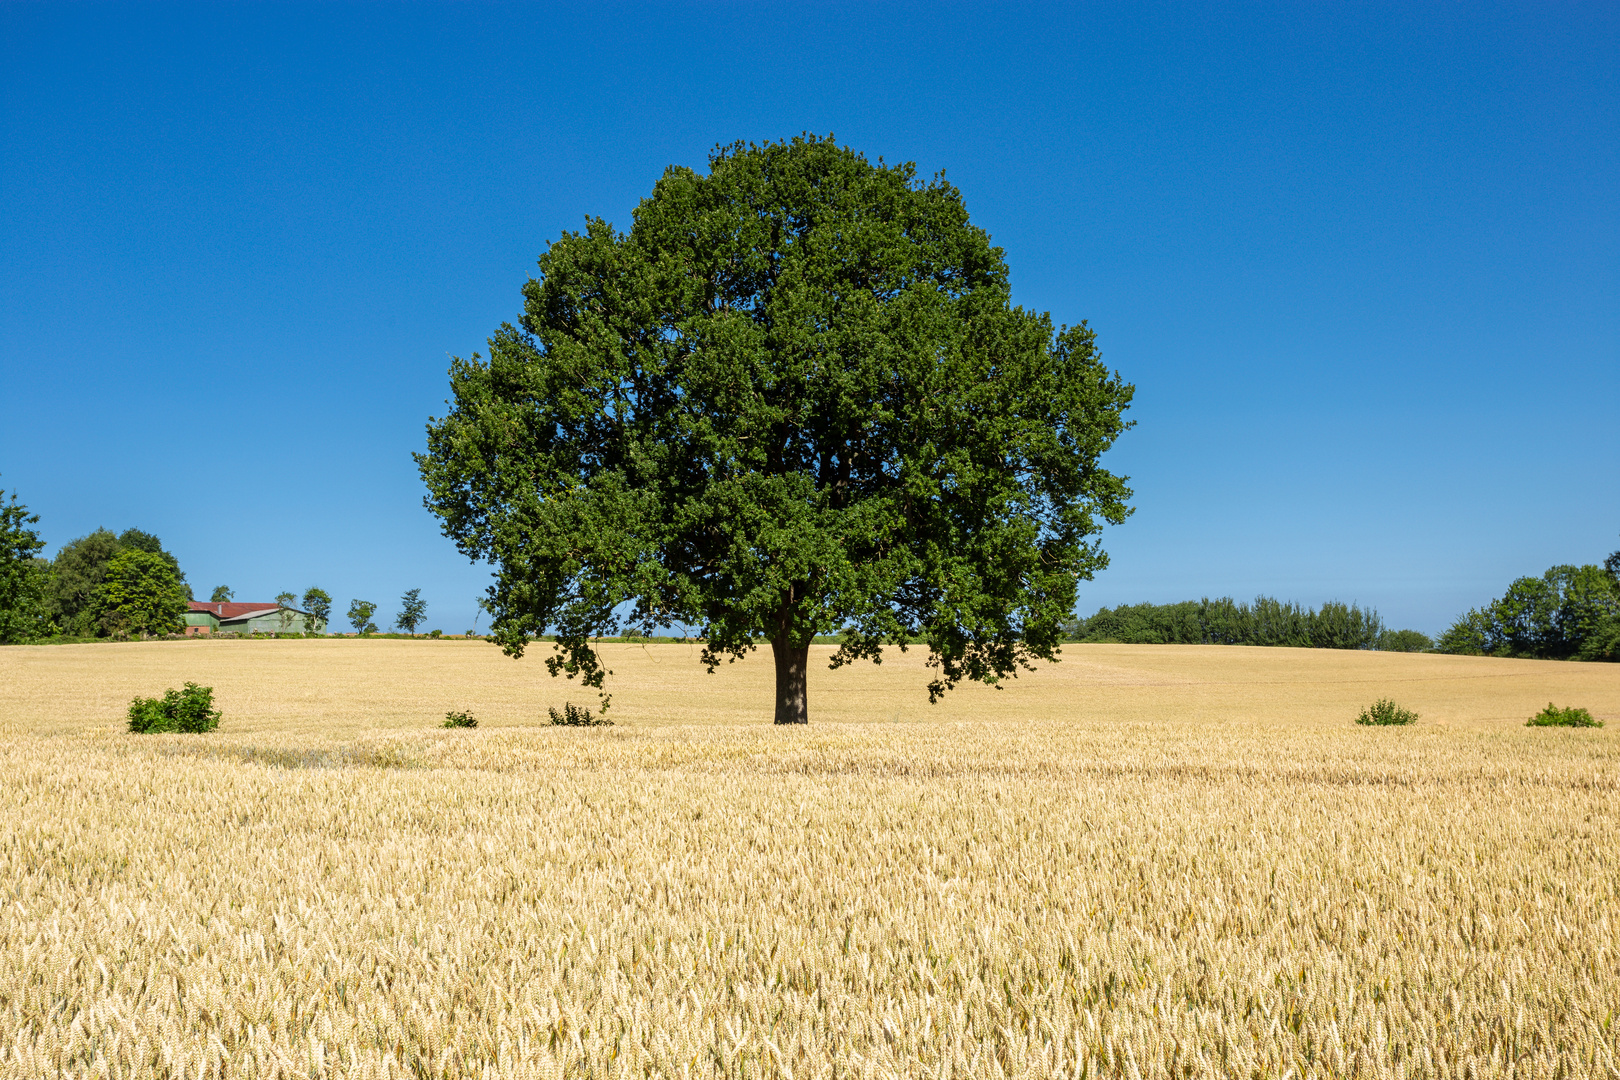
[3,2,1616,637]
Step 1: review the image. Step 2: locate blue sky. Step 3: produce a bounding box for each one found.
[2,2,1615,636]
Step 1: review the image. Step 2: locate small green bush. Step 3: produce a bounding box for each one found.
[442,710,477,729]
[1356,698,1418,726]
[430,629,443,638]
[127,682,221,733]
[1527,702,1602,728]
[547,702,612,727]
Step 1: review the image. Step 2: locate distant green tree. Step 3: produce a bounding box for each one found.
[1377,628,1433,653]
[1065,596,1384,649]
[49,528,188,635]
[1064,601,1203,644]
[302,587,332,633]
[395,588,426,634]
[0,480,51,644]
[1435,607,1492,656]
[275,591,298,632]
[115,528,190,599]
[1437,563,1619,661]
[93,550,188,637]
[210,585,233,603]
[347,599,378,635]
[47,529,123,635]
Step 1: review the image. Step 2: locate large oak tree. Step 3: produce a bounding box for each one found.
[419,136,1135,723]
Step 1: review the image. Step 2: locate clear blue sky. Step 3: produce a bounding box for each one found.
[2,2,1615,636]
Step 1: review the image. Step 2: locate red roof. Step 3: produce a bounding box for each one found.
[188,601,287,619]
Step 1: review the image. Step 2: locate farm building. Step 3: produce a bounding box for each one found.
[184,601,326,636]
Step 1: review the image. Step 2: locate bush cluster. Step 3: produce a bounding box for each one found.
[1356,698,1418,726]
[1526,703,1602,728]
[127,682,221,733]
[547,702,612,727]
[442,710,477,728]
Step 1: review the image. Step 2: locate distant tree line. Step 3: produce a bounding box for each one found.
[1,481,195,641]
[1436,550,1619,662]
[0,478,433,643]
[1063,596,1427,651]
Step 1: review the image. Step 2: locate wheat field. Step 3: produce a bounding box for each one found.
[0,640,1617,1078]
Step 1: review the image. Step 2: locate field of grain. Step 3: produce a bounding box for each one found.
[1,640,1617,1078]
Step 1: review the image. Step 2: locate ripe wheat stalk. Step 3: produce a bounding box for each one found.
[0,642,1616,1077]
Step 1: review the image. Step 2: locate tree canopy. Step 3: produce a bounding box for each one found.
[0,480,50,644]
[1438,562,1619,661]
[48,527,188,636]
[396,588,427,634]
[1064,596,1396,650]
[302,587,332,631]
[419,136,1135,722]
[93,549,188,638]
[347,599,378,635]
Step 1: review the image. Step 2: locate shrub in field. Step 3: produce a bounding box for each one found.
[1356,698,1418,726]
[442,710,477,729]
[127,682,220,733]
[547,702,612,727]
[1527,703,1602,728]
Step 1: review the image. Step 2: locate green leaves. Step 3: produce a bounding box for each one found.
[1527,702,1602,728]
[1438,563,1620,661]
[396,588,427,634]
[302,587,332,632]
[127,682,221,733]
[0,481,50,644]
[1356,699,1419,726]
[93,549,188,638]
[347,600,378,636]
[419,135,1135,717]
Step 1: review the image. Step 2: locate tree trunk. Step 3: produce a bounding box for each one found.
[771,638,810,725]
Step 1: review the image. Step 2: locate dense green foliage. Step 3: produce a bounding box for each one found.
[347,599,378,635]
[419,136,1134,723]
[442,710,477,729]
[1357,698,1418,726]
[1376,628,1433,652]
[93,550,189,637]
[0,481,51,644]
[210,585,233,602]
[396,588,427,633]
[1064,596,1388,649]
[46,527,188,636]
[127,682,221,733]
[1526,702,1602,728]
[1437,563,1619,661]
